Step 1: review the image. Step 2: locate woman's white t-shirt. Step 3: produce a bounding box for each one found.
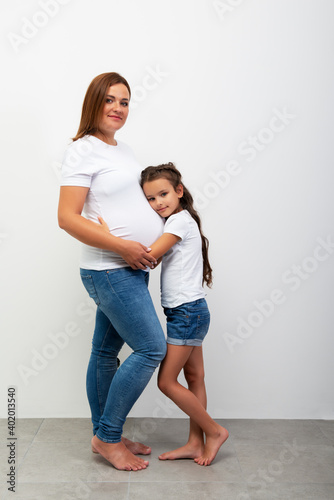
[60,135,164,270]
[161,210,206,308]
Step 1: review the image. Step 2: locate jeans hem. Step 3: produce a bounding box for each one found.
[95,432,122,444]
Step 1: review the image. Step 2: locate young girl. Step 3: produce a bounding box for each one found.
[140,163,229,466]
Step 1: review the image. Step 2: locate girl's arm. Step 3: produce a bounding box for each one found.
[57,186,157,270]
[149,233,180,260]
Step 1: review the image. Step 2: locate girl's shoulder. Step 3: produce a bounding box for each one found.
[175,210,196,227]
[164,210,197,240]
[169,209,191,221]
[165,210,190,226]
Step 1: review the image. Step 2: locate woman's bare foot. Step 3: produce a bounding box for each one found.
[159,440,204,460]
[92,436,151,456]
[194,425,229,466]
[91,435,149,471]
[122,436,151,455]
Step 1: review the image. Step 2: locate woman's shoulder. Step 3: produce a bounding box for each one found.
[64,135,96,155]
[115,139,136,156]
[64,135,133,159]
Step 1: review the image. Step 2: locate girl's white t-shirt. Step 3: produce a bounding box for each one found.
[60,135,164,270]
[161,210,206,308]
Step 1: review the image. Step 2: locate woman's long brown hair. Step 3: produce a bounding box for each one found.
[72,72,131,142]
[141,163,213,288]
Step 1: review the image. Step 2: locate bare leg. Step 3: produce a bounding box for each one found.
[186,347,229,466]
[184,346,207,447]
[159,346,206,460]
[158,345,228,465]
[91,435,149,471]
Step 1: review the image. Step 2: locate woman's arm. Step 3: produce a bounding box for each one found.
[57,186,157,270]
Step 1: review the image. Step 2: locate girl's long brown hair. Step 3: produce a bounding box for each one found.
[141,163,213,288]
[72,72,131,142]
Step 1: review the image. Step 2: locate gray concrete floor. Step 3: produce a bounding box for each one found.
[1,418,334,499]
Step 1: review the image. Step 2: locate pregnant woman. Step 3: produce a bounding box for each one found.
[58,72,166,471]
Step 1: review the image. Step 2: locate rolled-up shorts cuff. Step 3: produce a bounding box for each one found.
[167,336,204,347]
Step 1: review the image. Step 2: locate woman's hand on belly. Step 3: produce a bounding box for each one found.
[59,189,157,270]
[117,239,157,270]
[97,216,111,234]
[97,216,157,270]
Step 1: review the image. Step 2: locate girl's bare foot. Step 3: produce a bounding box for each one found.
[194,425,229,466]
[91,435,149,471]
[92,436,151,456]
[159,440,204,460]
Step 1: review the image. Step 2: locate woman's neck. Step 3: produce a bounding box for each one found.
[94,130,117,146]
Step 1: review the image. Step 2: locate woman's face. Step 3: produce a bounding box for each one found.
[98,83,130,137]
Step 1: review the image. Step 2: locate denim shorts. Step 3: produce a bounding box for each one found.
[164,298,210,347]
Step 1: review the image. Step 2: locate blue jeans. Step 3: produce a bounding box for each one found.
[80,267,166,443]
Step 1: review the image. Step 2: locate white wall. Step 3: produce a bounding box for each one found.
[1,0,334,420]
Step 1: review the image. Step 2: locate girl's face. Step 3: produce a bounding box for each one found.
[98,83,130,137]
[143,178,183,218]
